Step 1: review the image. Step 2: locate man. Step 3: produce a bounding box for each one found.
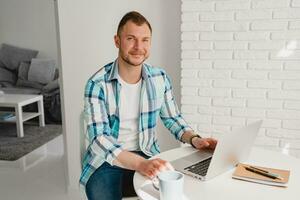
[80,11,217,200]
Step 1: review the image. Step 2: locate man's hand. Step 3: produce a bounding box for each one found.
[136,158,174,179]
[113,151,174,179]
[181,131,217,150]
[191,137,217,150]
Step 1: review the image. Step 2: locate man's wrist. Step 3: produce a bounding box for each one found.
[189,134,201,148]
[181,131,201,144]
[135,156,146,172]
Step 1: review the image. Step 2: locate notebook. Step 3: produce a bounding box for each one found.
[232,163,290,187]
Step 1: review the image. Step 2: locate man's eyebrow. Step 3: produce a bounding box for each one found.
[125,34,151,39]
[126,34,136,37]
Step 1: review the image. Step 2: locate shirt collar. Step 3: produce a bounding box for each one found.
[107,59,150,82]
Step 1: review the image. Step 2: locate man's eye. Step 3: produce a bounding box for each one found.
[127,37,133,40]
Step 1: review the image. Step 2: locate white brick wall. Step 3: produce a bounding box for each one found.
[181,0,300,158]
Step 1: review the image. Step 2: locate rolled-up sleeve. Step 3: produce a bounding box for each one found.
[159,74,193,141]
[84,80,123,165]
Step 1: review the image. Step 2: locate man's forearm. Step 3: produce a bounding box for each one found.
[113,150,174,179]
[113,150,146,171]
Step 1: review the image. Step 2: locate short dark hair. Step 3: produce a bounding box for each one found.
[117,11,152,36]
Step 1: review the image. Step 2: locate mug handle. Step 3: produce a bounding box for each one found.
[151,162,175,190]
[152,177,159,190]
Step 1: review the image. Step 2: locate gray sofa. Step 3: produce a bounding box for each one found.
[0,43,61,123]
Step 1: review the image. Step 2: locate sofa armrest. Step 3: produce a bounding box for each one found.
[42,78,59,93]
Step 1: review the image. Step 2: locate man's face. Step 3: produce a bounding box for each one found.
[115,21,151,67]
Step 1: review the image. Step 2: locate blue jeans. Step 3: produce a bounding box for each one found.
[85,151,150,200]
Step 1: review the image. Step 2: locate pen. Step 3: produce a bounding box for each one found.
[244,166,283,180]
[248,166,269,173]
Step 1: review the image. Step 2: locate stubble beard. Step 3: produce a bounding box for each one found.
[120,51,148,67]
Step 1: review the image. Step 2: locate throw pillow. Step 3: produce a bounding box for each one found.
[28,59,56,85]
[0,65,17,86]
[0,43,38,71]
[0,49,5,67]
[17,61,31,80]
[16,61,44,90]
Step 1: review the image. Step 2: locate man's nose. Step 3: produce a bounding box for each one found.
[133,40,142,49]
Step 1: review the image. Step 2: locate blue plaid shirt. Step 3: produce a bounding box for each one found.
[79,60,192,197]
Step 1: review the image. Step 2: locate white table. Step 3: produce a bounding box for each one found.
[134,146,300,200]
[0,94,45,137]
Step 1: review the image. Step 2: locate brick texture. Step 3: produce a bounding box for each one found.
[181,0,300,158]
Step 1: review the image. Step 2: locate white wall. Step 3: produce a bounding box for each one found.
[0,0,58,61]
[56,0,181,192]
[181,0,300,158]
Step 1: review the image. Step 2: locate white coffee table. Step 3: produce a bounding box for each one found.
[0,94,45,137]
[134,147,300,200]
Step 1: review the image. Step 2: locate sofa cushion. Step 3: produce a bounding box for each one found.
[0,82,14,88]
[28,59,56,84]
[0,43,38,71]
[16,62,44,90]
[0,65,17,86]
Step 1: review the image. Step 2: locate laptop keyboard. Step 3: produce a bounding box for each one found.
[184,157,212,176]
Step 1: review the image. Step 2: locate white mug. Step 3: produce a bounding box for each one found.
[157,170,184,200]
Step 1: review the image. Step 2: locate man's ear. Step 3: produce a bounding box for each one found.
[114,35,120,48]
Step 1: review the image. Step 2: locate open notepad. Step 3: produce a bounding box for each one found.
[232,163,290,187]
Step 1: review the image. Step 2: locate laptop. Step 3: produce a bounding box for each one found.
[171,120,263,181]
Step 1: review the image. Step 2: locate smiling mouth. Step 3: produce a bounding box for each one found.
[130,50,144,55]
[131,54,143,57]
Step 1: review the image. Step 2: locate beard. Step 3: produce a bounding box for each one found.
[119,50,148,67]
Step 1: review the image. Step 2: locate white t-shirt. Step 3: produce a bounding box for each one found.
[117,76,142,151]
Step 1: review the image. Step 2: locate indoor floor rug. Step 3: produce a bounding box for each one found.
[0,123,62,161]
